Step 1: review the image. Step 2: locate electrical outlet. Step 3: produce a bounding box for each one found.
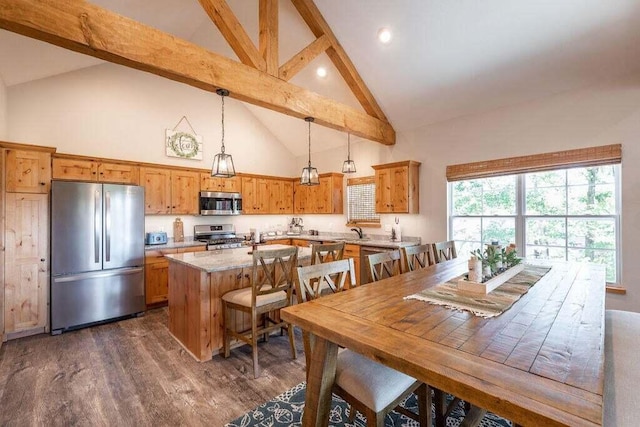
[384,224,392,232]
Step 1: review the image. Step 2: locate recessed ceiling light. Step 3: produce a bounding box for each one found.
[377,27,392,44]
[316,67,327,78]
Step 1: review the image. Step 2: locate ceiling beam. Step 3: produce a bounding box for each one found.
[0,0,395,145]
[290,0,389,122]
[259,0,278,77]
[279,34,331,81]
[198,0,266,71]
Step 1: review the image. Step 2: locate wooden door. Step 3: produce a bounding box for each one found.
[220,176,241,192]
[0,150,4,344]
[52,157,97,181]
[315,177,331,213]
[171,170,199,215]
[145,258,170,305]
[5,150,51,193]
[391,166,409,213]
[241,177,257,213]
[375,168,393,213]
[256,178,270,213]
[140,167,171,214]
[282,180,293,214]
[4,193,49,334]
[293,182,307,214]
[98,162,139,185]
[269,180,282,213]
[200,173,221,191]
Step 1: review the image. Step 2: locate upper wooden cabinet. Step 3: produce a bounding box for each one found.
[5,149,51,193]
[52,157,139,185]
[372,161,421,214]
[294,173,344,214]
[269,179,294,214]
[241,176,271,214]
[200,173,241,193]
[140,167,199,215]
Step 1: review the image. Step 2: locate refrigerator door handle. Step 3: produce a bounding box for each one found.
[94,190,100,264]
[53,267,144,283]
[105,190,111,262]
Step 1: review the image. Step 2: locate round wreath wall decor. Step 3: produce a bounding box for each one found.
[165,129,203,160]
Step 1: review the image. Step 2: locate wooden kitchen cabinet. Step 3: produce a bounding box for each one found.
[344,244,361,287]
[294,173,344,214]
[145,245,206,306]
[269,179,293,214]
[52,157,140,185]
[200,173,241,193]
[5,149,51,193]
[141,167,172,214]
[373,161,421,214]
[141,167,198,215]
[4,193,49,335]
[171,170,199,215]
[266,238,291,245]
[241,176,270,214]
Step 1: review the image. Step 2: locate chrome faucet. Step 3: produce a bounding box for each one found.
[351,227,364,239]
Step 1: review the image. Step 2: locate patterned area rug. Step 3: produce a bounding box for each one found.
[404,265,551,318]
[225,382,512,427]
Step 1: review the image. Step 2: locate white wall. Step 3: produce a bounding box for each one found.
[304,72,640,311]
[0,75,7,139]
[6,63,300,236]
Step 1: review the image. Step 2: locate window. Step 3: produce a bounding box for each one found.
[346,177,380,226]
[449,165,620,283]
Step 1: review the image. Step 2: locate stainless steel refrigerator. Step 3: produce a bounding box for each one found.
[51,181,145,334]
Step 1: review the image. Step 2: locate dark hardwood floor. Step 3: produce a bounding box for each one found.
[0,308,307,426]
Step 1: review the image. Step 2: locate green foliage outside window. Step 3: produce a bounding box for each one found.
[451,165,619,283]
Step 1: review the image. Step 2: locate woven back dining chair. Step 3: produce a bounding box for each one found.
[221,246,298,378]
[401,244,436,273]
[366,250,403,282]
[296,259,430,427]
[433,240,458,263]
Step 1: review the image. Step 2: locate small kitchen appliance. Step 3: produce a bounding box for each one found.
[288,217,304,235]
[199,191,242,216]
[194,224,245,250]
[145,231,168,245]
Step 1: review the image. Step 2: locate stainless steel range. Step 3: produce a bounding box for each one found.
[194,224,245,250]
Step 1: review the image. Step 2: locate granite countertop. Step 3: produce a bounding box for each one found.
[144,236,207,251]
[165,244,312,273]
[261,234,419,249]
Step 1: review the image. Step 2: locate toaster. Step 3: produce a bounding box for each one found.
[145,232,168,245]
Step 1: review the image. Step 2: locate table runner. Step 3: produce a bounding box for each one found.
[404,264,551,318]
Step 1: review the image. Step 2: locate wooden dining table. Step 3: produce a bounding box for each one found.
[281,258,605,427]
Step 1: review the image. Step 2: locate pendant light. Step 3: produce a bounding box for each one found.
[342,133,356,173]
[301,117,320,186]
[211,88,236,178]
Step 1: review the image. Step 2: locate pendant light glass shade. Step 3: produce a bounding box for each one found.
[211,89,236,178]
[342,133,357,173]
[301,117,320,186]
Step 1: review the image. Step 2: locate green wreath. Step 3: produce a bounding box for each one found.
[167,132,200,159]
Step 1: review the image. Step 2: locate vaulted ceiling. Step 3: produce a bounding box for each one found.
[2,0,640,156]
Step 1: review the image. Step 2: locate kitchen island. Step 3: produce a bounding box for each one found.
[165,245,311,362]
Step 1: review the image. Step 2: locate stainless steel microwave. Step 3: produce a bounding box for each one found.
[199,191,242,215]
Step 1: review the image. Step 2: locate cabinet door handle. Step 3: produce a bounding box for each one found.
[40,182,45,186]
[40,258,45,262]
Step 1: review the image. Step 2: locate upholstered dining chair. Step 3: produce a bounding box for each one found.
[366,250,403,282]
[296,259,431,427]
[433,240,458,263]
[221,246,298,378]
[401,244,436,273]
